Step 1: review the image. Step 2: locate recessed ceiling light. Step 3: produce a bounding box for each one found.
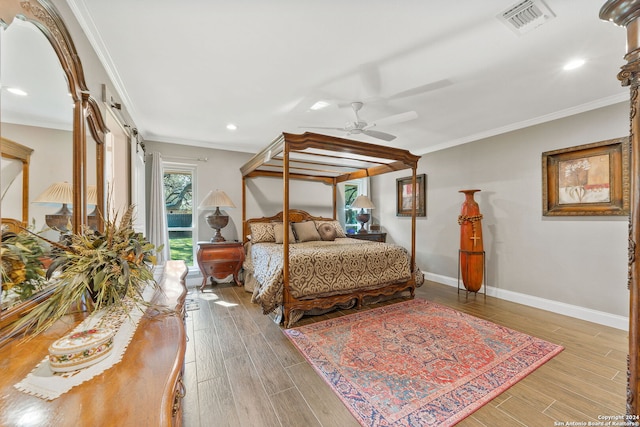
[310,100,330,110]
[7,87,28,96]
[563,59,585,71]
[226,123,237,131]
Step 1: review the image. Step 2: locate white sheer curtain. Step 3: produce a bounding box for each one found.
[148,152,170,264]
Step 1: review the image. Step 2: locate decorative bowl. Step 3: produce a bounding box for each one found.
[48,328,115,373]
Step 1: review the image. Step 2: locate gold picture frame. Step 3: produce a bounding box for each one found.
[542,137,629,216]
[396,174,426,217]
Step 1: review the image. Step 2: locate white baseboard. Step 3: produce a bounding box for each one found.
[424,272,629,331]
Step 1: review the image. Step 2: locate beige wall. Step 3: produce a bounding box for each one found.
[2,122,74,233]
[373,101,629,327]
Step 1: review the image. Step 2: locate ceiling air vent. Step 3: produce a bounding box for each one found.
[497,0,555,35]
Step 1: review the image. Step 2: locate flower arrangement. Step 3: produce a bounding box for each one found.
[13,206,160,338]
[1,227,48,305]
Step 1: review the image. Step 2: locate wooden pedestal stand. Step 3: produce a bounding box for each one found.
[457,249,486,299]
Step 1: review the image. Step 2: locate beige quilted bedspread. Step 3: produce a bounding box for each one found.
[249,238,413,315]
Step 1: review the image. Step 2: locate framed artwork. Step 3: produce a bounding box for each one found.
[396,174,426,217]
[542,137,629,216]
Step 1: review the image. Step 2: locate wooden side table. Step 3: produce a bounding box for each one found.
[346,232,387,243]
[197,241,245,290]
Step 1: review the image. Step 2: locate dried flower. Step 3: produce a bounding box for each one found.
[0,229,47,301]
[12,206,161,339]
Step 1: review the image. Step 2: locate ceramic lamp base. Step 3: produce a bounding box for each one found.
[356,212,370,234]
[206,209,229,242]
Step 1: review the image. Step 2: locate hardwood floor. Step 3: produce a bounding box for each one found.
[181,280,628,426]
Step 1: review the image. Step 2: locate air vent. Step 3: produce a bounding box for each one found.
[497,0,555,35]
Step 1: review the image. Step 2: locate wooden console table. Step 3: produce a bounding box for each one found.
[0,260,188,427]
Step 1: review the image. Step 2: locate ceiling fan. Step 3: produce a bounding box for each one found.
[303,101,418,142]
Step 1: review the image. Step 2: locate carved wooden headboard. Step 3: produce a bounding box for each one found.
[243,209,335,242]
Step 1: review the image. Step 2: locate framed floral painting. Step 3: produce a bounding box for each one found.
[542,137,629,216]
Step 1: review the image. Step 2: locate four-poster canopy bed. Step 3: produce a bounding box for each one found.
[240,132,422,326]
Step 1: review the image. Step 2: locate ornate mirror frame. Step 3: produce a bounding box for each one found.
[0,0,108,344]
[0,0,107,232]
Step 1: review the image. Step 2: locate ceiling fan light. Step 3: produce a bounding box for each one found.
[226,123,237,131]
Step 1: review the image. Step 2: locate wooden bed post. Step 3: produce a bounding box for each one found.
[332,178,337,220]
[600,0,640,416]
[283,141,291,325]
[242,176,246,238]
[411,168,417,274]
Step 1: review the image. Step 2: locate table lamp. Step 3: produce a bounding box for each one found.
[199,189,236,242]
[33,181,74,231]
[351,195,375,234]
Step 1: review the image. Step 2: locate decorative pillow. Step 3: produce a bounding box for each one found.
[273,222,296,244]
[249,222,275,243]
[314,220,346,238]
[292,221,321,242]
[317,222,337,241]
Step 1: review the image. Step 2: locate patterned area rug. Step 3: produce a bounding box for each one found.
[284,299,563,426]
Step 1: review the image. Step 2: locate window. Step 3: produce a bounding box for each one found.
[344,183,359,234]
[164,164,196,266]
[343,178,369,234]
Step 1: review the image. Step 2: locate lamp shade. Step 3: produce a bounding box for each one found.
[198,189,236,210]
[351,195,375,210]
[88,185,97,206]
[34,181,74,204]
[33,182,74,231]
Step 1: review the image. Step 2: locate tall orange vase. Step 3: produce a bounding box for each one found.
[458,189,484,292]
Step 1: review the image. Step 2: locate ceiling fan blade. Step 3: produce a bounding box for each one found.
[387,79,453,100]
[362,129,397,141]
[366,110,418,128]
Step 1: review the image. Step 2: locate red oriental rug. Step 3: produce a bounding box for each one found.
[284,299,563,426]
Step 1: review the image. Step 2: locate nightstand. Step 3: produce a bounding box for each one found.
[197,241,245,291]
[346,232,387,243]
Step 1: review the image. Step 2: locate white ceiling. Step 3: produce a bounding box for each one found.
[1,18,72,130]
[2,0,631,155]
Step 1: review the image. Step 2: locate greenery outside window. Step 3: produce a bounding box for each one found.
[344,178,369,235]
[164,164,196,266]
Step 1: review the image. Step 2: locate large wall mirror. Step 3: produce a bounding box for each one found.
[0,0,108,344]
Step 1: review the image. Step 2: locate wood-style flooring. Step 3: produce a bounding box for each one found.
[181,280,628,426]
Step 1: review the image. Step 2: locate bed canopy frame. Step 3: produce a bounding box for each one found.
[240,132,421,324]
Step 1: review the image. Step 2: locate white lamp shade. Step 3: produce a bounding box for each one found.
[34,181,74,204]
[198,189,236,210]
[87,185,97,205]
[351,195,375,209]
